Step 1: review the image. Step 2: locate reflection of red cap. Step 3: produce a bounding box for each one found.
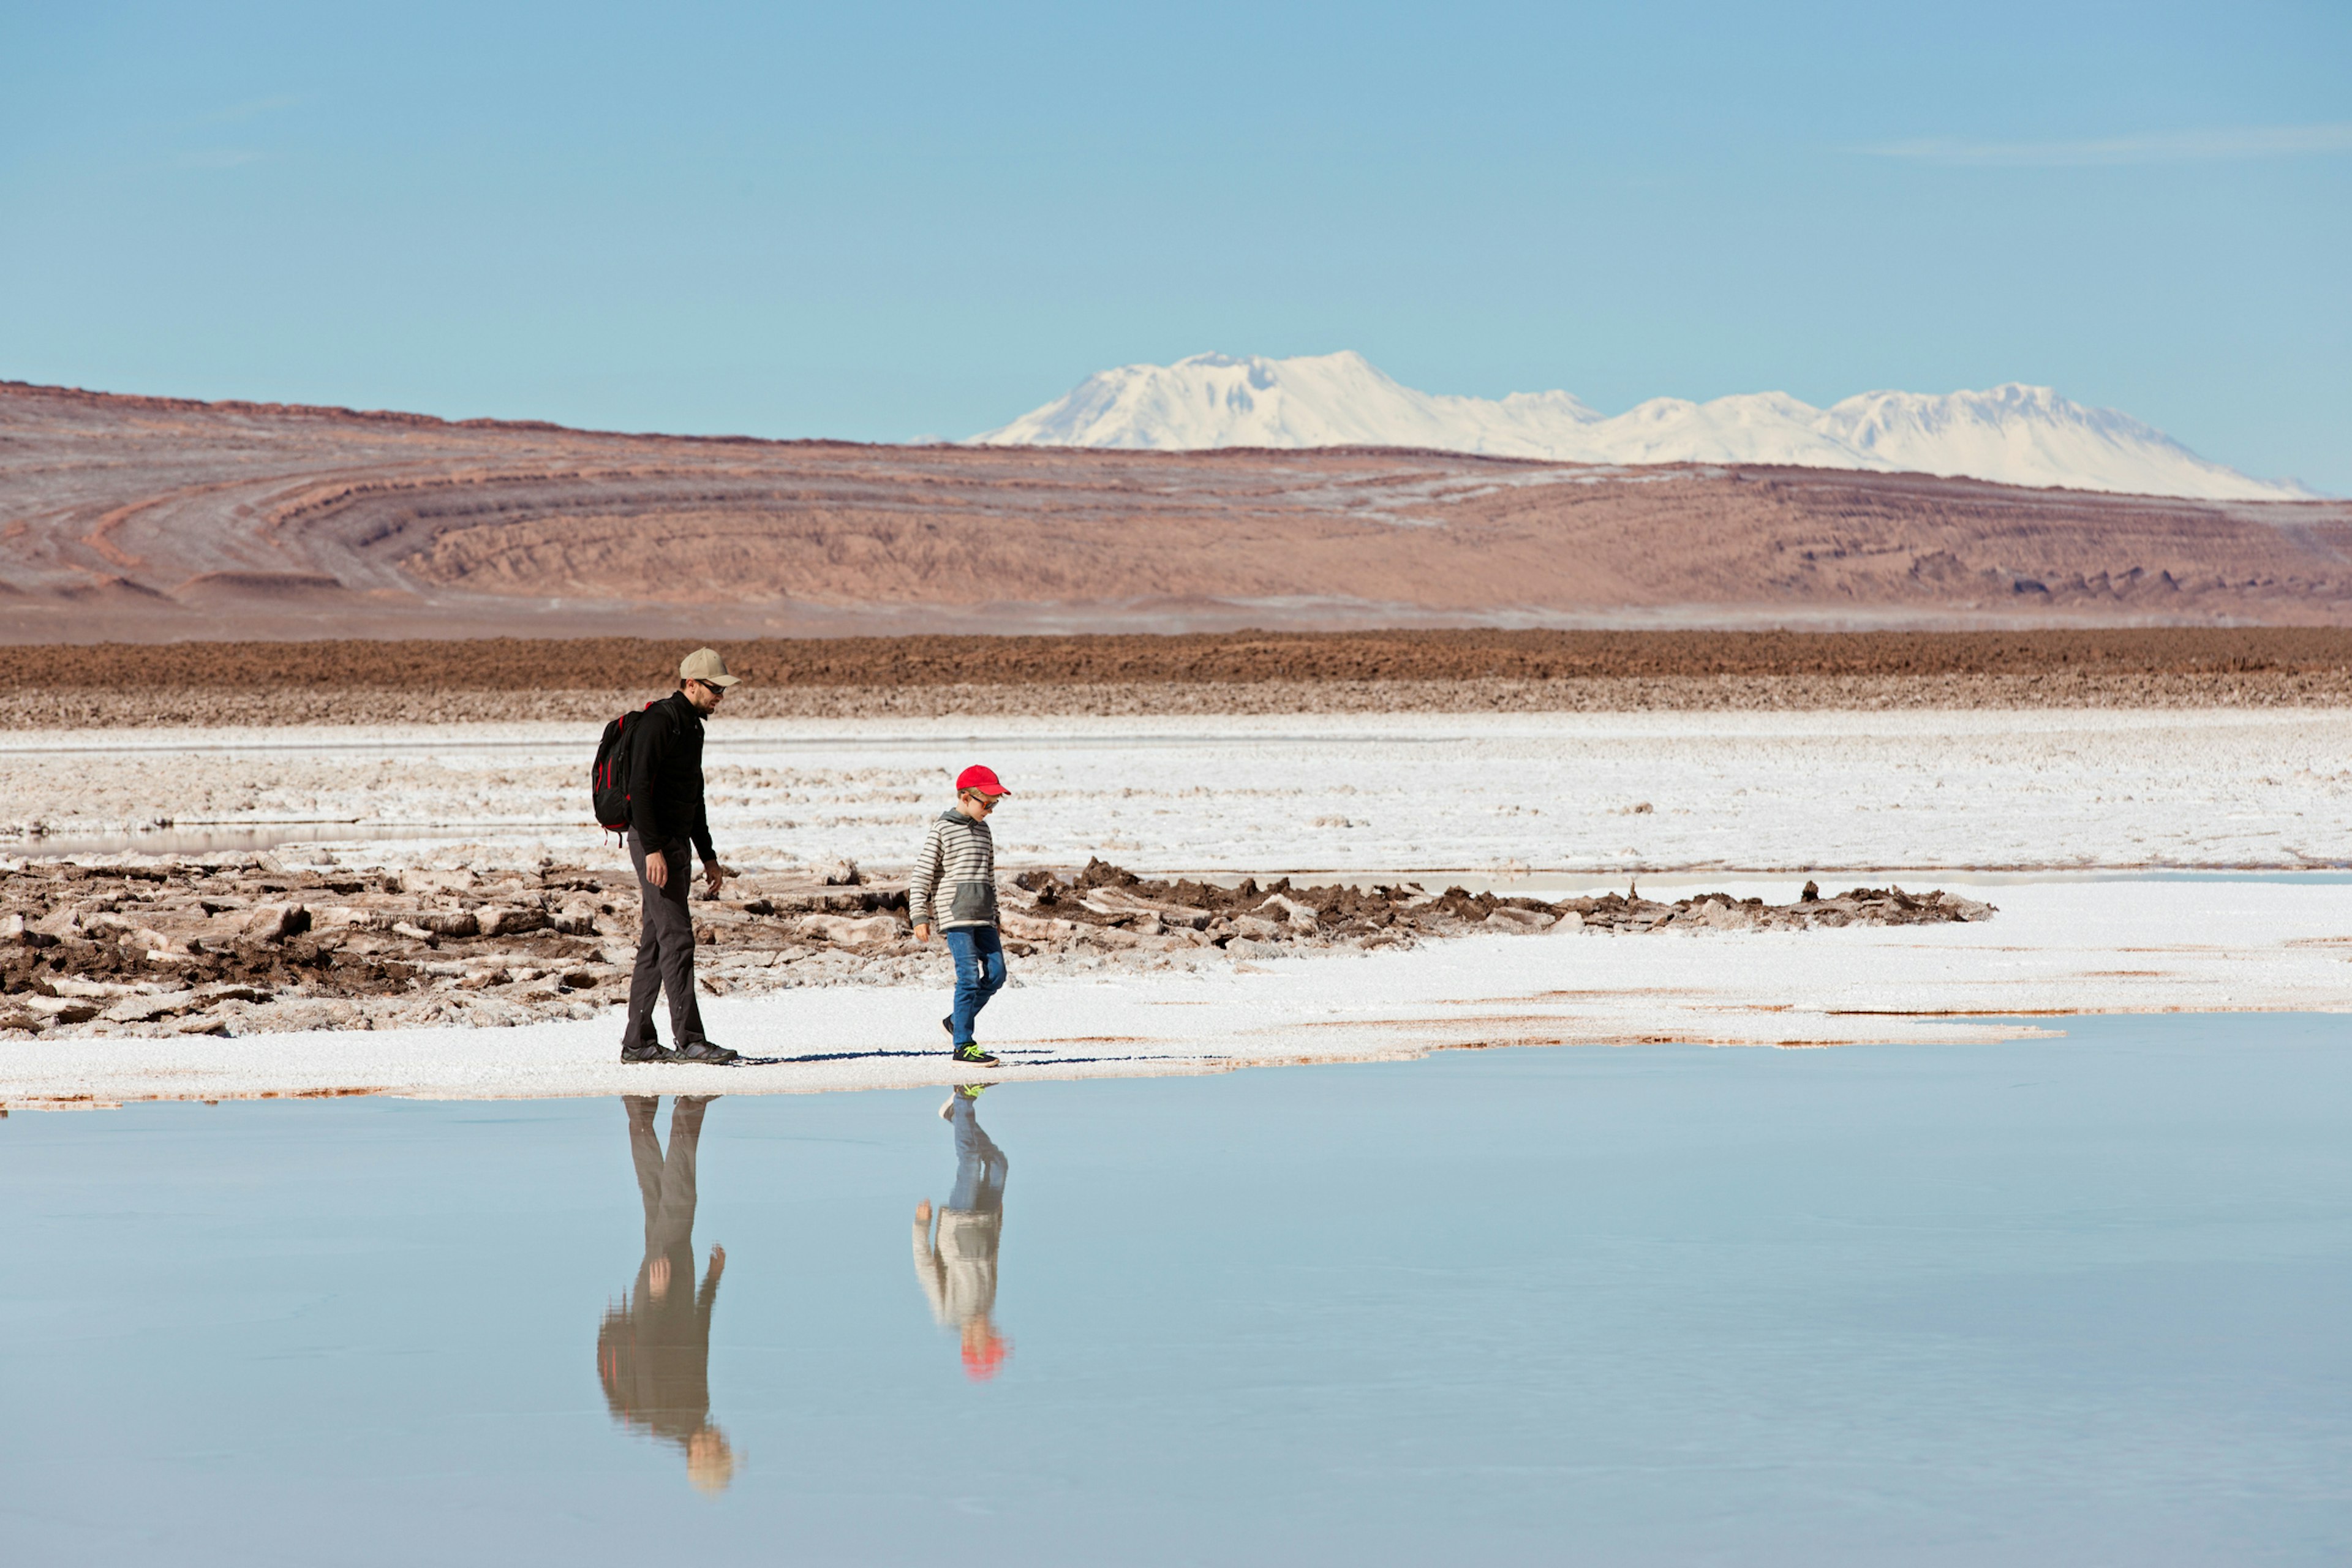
[956,765,1010,796]
[962,1333,1011,1381]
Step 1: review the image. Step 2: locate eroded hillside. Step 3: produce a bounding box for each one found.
[5,380,2350,641]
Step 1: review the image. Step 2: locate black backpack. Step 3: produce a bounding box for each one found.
[592,702,657,840]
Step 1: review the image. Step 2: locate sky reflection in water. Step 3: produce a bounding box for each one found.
[3,1016,2348,1565]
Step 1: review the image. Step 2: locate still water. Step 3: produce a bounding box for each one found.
[4,1017,2347,1565]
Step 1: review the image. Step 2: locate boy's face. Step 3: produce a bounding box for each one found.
[959,791,1003,819]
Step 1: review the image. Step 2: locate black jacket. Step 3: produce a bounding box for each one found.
[627,692,715,863]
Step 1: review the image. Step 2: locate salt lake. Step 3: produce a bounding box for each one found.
[4,1014,2346,1564]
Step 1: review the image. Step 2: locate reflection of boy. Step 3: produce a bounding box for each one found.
[598,1094,736,1492]
[912,1090,1012,1380]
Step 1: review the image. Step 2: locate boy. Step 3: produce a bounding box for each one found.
[909,765,1011,1069]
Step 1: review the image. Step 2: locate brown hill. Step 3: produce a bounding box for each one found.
[4,379,2350,643]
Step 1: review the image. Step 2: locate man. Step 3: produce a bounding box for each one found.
[621,647,741,1065]
[597,1093,736,1494]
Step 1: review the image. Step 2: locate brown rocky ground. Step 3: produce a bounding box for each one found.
[0,854,1988,1039]
[6,380,2351,643]
[15,630,2352,725]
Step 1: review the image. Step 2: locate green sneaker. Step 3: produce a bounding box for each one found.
[952,1042,1001,1068]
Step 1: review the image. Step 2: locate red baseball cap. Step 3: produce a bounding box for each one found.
[962,1331,1011,1381]
[956,765,1011,796]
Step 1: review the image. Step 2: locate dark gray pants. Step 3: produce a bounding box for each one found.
[624,832,708,1050]
[627,1093,709,1258]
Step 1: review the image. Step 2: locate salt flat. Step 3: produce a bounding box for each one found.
[8,878,2350,1108]
[8,707,2352,872]
[7,707,2350,1108]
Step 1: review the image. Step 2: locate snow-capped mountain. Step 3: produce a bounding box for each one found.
[973,352,2310,502]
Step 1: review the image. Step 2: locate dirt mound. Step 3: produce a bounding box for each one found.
[171,572,354,603]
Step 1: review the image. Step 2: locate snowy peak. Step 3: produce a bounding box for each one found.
[982,350,1574,456]
[1811,383,2243,498]
[974,353,2309,502]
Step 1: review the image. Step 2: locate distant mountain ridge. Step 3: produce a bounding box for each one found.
[974,351,2310,503]
[9,376,2352,643]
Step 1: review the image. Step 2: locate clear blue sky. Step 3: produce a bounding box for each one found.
[4,2,2346,489]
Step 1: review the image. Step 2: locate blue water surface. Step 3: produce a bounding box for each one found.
[3,1016,2347,1566]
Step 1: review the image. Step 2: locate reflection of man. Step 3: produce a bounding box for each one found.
[598,1094,735,1492]
[913,1085,1012,1380]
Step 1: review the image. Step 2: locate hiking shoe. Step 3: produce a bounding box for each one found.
[952,1043,1001,1068]
[675,1040,742,1065]
[620,1041,676,1063]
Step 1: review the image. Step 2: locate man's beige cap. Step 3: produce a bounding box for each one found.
[679,648,742,687]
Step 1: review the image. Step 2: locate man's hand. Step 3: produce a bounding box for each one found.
[916,1200,932,1224]
[704,860,728,899]
[707,1244,726,1281]
[647,1254,672,1300]
[913,923,932,943]
[644,848,669,889]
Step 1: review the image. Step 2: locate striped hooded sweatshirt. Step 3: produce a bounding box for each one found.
[908,809,998,930]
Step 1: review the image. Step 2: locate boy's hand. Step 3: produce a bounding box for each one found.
[913,923,932,942]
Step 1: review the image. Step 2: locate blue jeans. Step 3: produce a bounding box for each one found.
[946,1094,1008,1213]
[944,926,1006,1047]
